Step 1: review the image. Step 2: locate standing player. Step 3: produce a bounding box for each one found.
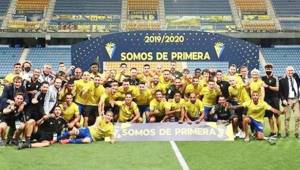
[200,80,221,121]
[261,64,281,137]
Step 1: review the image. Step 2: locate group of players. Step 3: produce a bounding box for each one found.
[0,60,299,149]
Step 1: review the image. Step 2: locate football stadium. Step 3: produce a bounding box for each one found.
[0,0,300,170]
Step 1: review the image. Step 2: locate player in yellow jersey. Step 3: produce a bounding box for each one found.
[4,63,23,85]
[58,80,76,103]
[181,68,192,89]
[59,94,80,129]
[200,80,221,121]
[89,63,103,80]
[113,93,142,123]
[133,81,152,119]
[242,91,280,142]
[85,75,106,126]
[58,111,115,144]
[115,63,128,82]
[117,79,135,100]
[248,69,265,99]
[147,90,169,122]
[163,91,185,123]
[184,93,204,124]
[150,75,166,95]
[185,76,201,98]
[74,71,93,127]
[137,64,152,87]
[223,64,243,85]
[159,69,172,91]
[199,69,210,88]
[228,77,250,138]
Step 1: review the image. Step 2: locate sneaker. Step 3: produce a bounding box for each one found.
[244,137,250,143]
[268,132,276,137]
[285,132,289,138]
[276,133,281,138]
[60,139,69,144]
[295,133,299,139]
[18,142,31,150]
[264,136,276,145]
[239,131,246,139]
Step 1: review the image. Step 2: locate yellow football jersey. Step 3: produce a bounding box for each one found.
[115,101,139,122]
[88,117,114,141]
[60,102,80,121]
[242,100,271,122]
[185,99,204,118]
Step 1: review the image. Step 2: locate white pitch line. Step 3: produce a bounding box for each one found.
[170,141,190,170]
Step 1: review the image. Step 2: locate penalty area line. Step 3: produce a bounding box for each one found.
[169,141,190,170]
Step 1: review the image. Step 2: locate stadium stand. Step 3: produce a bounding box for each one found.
[234,0,277,32]
[164,0,236,32]
[271,0,300,31]
[15,0,49,11]
[50,0,122,32]
[0,47,23,77]
[126,0,161,31]
[234,0,267,12]
[26,47,71,71]
[128,0,159,11]
[6,0,49,31]
[261,47,300,76]
[271,0,300,17]
[280,20,300,31]
[0,0,11,16]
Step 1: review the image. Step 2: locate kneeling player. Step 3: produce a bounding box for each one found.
[58,111,115,144]
[210,96,238,134]
[18,106,67,149]
[162,91,185,123]
[184,93,205,124]
[242,91,280,142]
[113,93,142,123]
[147,90,169,123]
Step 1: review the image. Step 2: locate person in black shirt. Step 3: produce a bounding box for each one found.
[24,69,42,105]
[128,67,140,86]
[216,70,230,99]
[18,106,67,149]
[25,81,49,122]
[166,77,184,100]
[210,96,238,134]
[262,64,281,137]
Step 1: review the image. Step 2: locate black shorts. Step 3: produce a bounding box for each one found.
[84,105,99,117]
[0,115,17,127]
[264,98,280,118]
[32,130,53,142]
[104,105,119,115]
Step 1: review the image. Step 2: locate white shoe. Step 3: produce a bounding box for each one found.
[244,137,250,143]
[239,131,246,139]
